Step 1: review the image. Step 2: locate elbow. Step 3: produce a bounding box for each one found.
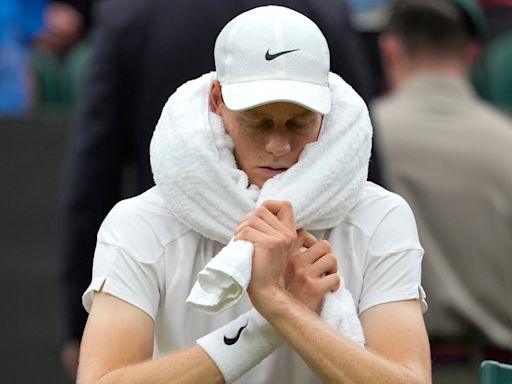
[77,370,113,384]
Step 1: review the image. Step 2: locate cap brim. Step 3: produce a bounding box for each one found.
[221,79,331,114]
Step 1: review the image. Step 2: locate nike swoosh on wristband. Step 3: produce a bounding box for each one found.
[223,321,249,345]
[265,48,300,60]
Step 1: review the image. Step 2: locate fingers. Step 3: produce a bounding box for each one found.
[238,205,285,233]
[235,215,279,237]
[298,239,332,264]
[260,200,295,230]
[291,250,338,280]
[312,252,338,276]
[235,202,298,256]
[234,224,270,244]
[297,228,317,249]
[318,272,342,293]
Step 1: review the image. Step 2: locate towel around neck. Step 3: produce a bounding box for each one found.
[150,72,372,244]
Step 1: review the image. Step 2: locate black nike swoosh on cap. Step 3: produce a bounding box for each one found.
[265,48,300,61]
[223,321,248,346]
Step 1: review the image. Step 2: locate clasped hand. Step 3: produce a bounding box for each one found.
[234,200,341,313]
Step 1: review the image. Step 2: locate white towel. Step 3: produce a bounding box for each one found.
[322,289,366,346]
[150,71,372,346]
[150,72,372,243]
[187,240,254,314]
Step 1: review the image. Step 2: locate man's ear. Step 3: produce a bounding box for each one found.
[210,80,223,115]
[465,40,482,67]
[379,33,402,72]
[379,33,407,90]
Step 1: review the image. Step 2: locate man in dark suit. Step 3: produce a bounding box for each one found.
[59,0,376,376]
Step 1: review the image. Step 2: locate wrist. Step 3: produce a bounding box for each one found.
[197,308,282,383]
[250,286,295,320]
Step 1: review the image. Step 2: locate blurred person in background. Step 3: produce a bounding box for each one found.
[472,0,512,114]
[34,1,90,58]
[372,0,512,367]
[32,0,98,112]
[0,0,45,115]
[58,0,377,378]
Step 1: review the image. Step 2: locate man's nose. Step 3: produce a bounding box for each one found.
[265,133,291,157]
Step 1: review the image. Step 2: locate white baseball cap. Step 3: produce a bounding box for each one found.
[214,6,331,114]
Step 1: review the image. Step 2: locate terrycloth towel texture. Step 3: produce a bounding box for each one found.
[150,71,371,345]
[322,286,366,346]
[150,72,372,244]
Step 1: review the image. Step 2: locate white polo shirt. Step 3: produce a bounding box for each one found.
[83,181,426,384]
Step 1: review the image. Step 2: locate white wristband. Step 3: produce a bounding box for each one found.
[197,308,282,383]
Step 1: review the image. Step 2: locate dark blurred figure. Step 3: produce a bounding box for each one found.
[472,0,512,113]
[371,0,512,363]
[346,0,395,94]
[58,0,377,378]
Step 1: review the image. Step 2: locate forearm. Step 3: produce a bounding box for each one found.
[80,296,280,384]
[85,345,223,384]
[258,289,429,384]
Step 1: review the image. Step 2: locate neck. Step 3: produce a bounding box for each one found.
[390,55,468,90]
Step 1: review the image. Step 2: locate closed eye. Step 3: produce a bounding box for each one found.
[245,119,273,131]
[287,122,307,130]
[287,116,316,131]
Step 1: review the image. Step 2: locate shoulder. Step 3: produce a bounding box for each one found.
[338,183,425,314]
[471,99,512,133]
[345,182,411,230]
[98,187,193,262]
[370,93,404,122]
[369,93,410,136]
[344,182,422,254]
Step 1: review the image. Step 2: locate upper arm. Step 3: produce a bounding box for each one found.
[78,292,155,384]
[359,194,426,314]
[360,300,431,382]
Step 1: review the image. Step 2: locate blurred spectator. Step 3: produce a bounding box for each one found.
[31,1,98,112]
[371,0,512,362]
[34,1,86,58]
[0,0,45,115]
[58,0,376,378]
[472,0,512,113]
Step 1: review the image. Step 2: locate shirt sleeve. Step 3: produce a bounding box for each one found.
[82,242,163,321]
[81,200,165,321]
[358,198,427,314]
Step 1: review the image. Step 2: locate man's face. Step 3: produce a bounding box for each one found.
[217,100,322,188]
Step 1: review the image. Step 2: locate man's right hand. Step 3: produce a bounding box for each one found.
[235,200,298,299]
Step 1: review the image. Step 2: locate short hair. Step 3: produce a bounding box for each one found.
[385,0,475,57]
